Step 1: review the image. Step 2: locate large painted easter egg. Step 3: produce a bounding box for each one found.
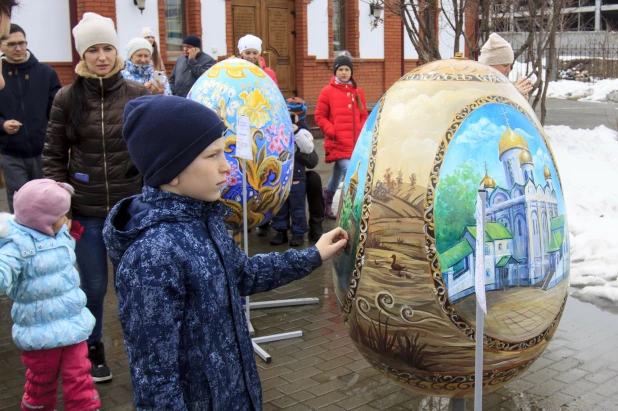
[188,58,294,230]
[333,57,570,397]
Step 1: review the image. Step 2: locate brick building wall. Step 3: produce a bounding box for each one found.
[77,0,117,23]
[50,0,425,98]
[47,63,75,86]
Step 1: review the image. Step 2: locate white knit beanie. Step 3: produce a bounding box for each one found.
[72,12,119,57]
[479,33,514,66]
[126,38,153,60]
[141,27,155,38]
[238,34,262,54]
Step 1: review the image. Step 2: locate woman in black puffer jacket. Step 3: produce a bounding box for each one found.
[43,12,148,384]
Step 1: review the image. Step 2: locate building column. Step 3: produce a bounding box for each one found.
[595,0,601,31]
[76,0,117,24]
[383,8,403,88]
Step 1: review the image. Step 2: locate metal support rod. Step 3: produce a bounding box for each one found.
[475,300,485,411]
[252,331,303,344]
[474,189,487,411]
[252,341,271,363]
[249,298,319,309]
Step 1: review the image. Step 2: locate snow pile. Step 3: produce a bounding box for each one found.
[542,79,618,103]
[582,78,618,102]
[545,125,618,304]
[545,80,594,100]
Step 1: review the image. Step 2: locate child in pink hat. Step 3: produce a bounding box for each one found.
[0,178,100,411]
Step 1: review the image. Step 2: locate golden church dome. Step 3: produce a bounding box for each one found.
[544,164,551,179]
[499,128,529,156]
[480,173,497,189]
[519,149,533,165]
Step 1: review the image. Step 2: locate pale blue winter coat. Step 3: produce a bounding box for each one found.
[0,213,95,351]
[121,61,172,96]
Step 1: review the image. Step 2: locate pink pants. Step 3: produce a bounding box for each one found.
[21,341,101,411]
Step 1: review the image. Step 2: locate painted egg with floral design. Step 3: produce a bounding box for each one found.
[188,58,294,230]
[333,57,570,397]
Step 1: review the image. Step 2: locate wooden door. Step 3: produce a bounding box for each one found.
[261,0,296,98]
[231,0,296,98]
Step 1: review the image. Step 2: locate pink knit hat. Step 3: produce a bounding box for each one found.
[13,179,74,236]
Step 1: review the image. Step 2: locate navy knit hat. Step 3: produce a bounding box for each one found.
[123,95,226,187]
[286,97,307,121]
[183,35,201,49]
[333,55,353,75]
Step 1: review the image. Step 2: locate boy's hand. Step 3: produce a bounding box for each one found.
[316,227,348,261]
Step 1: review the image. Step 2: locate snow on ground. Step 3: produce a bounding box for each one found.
[542,79,618,103]
[545,125,618,304]
[333,125,618,304]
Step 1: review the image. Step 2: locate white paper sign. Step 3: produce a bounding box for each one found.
[236,116,252,160]
[475,190,487,314]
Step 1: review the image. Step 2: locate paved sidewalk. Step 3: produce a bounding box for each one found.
[1,99,618,410]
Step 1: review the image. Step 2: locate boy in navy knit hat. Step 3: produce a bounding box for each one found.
[102,95,347,410]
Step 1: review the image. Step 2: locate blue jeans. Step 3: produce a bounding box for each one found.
[73,214,108,345]
[327,158,350,192]
[272,180,308,235]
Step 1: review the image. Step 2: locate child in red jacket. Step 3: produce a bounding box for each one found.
[314,55,368,219]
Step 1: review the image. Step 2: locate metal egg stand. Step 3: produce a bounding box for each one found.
[237,156,319,363]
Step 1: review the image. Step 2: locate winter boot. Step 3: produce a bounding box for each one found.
[256,223,269,237]
[289,234,304,247]
[323,188,336,219]
[308,217,324,242]
[88,342,112,383]
[270,230,288,245]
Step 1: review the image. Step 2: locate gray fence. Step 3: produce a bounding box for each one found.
[500,32,618,82]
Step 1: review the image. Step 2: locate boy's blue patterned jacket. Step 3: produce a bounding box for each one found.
[103,187,322,411]
[0,214,95,351]
[121,61,172,96]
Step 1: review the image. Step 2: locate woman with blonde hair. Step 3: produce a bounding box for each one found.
[141,26,165,72]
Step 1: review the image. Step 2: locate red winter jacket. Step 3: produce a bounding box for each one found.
[314,77,368,163]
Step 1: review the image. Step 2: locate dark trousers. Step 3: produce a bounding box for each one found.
[306,171,324,218]
[0,154,43,213]
[272,180,308,235]
[73,214,108,346]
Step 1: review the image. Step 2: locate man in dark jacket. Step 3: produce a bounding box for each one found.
[0,24,61,211]
[169,35,215,97]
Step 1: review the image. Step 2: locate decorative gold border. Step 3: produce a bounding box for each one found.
[341,98,385,318]
[364,354,537,392]
[399,60,509,83]
[424,95,569,351]
[400,72,508,83]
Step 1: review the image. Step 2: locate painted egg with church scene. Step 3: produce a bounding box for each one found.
[332,57,570,397]
[187,58,294,230]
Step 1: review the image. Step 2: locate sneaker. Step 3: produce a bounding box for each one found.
[289,234,304,247]
[270,230,288,245]
[88,342,113,383]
